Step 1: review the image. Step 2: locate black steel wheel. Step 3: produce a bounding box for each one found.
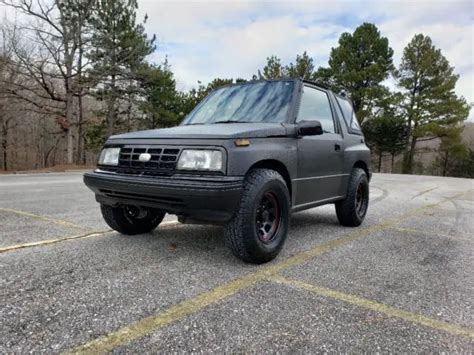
[256,192,281,243]
[355,181,369,219]
[225,169,290,264]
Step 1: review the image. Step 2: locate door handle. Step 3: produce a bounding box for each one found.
[334,144,341,152]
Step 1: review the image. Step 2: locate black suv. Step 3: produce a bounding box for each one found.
[84,79,370,263]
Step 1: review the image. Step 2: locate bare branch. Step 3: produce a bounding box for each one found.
[0,0,63,35]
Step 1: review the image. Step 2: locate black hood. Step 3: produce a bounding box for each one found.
[109,123,288,140]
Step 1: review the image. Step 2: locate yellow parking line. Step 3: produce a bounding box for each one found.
[0,221,180,254]
[68,233,376,354]
[268,275,474,339]
[411,186,438,200]
[393,227,472,242]
[67,190,472,354]
[0,230,112,254]
[0,207,87,230]
[68,201,450,353]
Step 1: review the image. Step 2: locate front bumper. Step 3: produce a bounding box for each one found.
[83,170,244,222]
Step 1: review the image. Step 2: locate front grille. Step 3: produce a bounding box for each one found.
[116,146,181,173]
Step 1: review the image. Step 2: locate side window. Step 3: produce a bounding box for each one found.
[296,86,335,133]
[336,96,361,133]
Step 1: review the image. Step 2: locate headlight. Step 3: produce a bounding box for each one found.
[177,150,223,171]
[98,147,120,166]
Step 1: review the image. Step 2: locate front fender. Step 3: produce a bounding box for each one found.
[225,138,297,179]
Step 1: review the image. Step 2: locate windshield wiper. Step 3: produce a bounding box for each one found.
[212,120,254,124]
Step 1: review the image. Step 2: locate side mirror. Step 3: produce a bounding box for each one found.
[296,120,323,136]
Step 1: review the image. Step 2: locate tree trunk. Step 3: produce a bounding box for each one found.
[377,151,383,172]
[1,121,8,171]
[106,97,116,137]
[403,79,418,174]
[404,118,419,174]
[65,62,75,164]
[76,23,86,165]
[443,151,449,176]
[36,133,44,169]
[402,143,411,174]
[391,153,395,173]
[12,133,18,170]
[66,126,74,165]
[2,140,7,171]
[77,95,85,164]
[106,74,117,138]
[25,140,29,169]
[63,21,75,165]
[45,139,58,167]
[405,136,417,174]
[403,128,413,174]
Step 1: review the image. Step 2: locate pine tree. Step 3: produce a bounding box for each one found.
[314,23,394,123]
[261,55,283,79]
[395,34,470,173]
[138,61,181,129]
[285,51,315,80]
[433,131,471,177]
[87,0,155,137]
[258,52,316,80]
[362,93,407,172]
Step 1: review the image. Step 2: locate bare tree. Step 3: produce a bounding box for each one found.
[0,0,93,164]
[0,24,19,170]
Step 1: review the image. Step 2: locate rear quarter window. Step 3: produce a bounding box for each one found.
[335,96,361,134]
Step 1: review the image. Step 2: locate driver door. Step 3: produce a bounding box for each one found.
[294,85,345,207]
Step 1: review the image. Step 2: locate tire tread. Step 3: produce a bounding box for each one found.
[101,204,165,235]
[224,169,289,263]
[335,168,368,227]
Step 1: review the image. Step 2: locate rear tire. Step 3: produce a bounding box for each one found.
[335,168,369,226]
[101,204,165,235]
[224,169,290,264]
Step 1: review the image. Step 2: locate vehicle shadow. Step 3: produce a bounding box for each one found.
[102,209,343,265]
[290,210,340,228]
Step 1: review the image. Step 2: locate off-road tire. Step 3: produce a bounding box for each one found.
[100,204,165,235]
[224,169,290,264]
[335,168,369,226]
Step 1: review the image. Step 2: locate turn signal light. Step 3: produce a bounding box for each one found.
[235,139,250,147]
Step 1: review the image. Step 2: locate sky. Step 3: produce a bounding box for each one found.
[137,0,473,119]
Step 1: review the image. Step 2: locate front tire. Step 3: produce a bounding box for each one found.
[335,168,369,226]
[224,169,290,264]
[101,204,165,235]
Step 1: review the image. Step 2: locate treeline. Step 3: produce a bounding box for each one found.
[255,25,472,177]
[0,1,472,177]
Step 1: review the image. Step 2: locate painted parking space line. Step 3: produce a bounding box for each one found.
[0,207,87,230]
[268,275,474,339]
[410,186,438,200]
[0,230,112,254]
[68,230,382,354]
[67,192,471,354]
[0,221,181,254]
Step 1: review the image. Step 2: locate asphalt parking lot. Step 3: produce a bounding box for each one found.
[1,172,473,353]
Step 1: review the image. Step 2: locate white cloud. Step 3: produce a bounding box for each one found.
[140,0,474,118]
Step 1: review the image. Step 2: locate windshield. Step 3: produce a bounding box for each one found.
[182,81,294,125]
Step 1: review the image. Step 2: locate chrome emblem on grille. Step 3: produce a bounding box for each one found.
[138,153,151,162]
